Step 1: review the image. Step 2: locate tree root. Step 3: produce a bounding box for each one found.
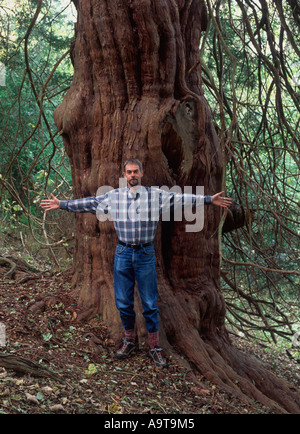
[28,296,59,314]
[0,255,42,281]
[171,328,300,414]
[0,353,64,383]
[0,257,17,278]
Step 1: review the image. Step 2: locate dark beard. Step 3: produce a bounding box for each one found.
[128,179,138,186]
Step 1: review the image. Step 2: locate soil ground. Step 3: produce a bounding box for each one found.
[0,264,299,415]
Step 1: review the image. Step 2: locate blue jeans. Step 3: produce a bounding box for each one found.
[114,244,159,333]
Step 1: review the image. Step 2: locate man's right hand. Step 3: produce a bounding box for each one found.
[40,193,60,211]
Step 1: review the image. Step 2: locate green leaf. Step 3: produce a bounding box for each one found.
[42,333,53,342]
[85,364,98,375]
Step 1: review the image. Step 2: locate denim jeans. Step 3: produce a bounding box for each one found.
[114,244,159,333]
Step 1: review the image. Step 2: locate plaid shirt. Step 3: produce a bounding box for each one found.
[59,186,212,244]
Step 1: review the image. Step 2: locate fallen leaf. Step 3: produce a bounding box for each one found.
[25,393,39,405]
[108,403,122,414]
[49,404,65,412]
[41,386,53,396]
[85,363,98,375]
[199,389,210,395]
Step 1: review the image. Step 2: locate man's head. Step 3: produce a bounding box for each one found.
[123,159,144,189]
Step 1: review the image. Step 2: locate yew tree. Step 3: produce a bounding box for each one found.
[54,0,300,413]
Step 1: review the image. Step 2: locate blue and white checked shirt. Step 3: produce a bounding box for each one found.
[59,186,212,244]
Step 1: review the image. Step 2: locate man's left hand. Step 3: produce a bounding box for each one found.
[211,192,232,208]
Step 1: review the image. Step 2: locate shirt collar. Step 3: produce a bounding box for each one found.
[127,185,144,199]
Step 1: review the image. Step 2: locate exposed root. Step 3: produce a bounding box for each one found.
[0,257,17,278]
[0,353,64,383]
[171,328,300,414]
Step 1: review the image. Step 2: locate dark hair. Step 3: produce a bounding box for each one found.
[123,158,143,172]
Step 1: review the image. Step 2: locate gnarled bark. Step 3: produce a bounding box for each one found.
[54,0,300,413]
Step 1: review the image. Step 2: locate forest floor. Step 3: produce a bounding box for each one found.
[0,259,299,415]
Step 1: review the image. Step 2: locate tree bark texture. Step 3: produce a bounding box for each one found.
[54,0,300,413]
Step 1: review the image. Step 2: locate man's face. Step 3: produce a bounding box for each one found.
[123,163,143,189]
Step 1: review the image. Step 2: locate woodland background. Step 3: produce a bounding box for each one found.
[0,0,299,414]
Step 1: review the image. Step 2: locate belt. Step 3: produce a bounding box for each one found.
[118,240,153,249]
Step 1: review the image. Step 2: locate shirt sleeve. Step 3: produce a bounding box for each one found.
[159,189,212,210]
[182,194,212,206]
[204,195,212,205]
[59,195,107,215]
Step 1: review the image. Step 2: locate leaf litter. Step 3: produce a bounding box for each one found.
[0,268,299,414]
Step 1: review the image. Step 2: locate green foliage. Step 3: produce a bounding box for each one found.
[0,0,74,217]
[202,0,299,343]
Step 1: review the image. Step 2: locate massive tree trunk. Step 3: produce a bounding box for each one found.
[54,0,300,413]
